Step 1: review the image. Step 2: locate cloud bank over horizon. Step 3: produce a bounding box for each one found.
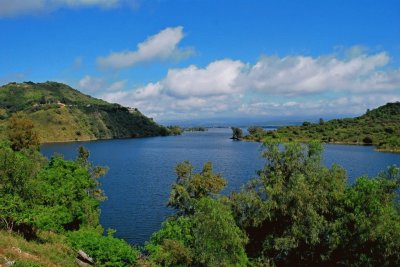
[99,48,400,121]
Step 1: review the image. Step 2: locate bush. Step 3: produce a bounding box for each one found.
[68,228,139,267]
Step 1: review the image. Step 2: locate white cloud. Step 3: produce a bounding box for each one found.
[238,52,397,95]
[0,0,129,17]
[99,49,400,120]
[97,26,193,69]
[163,59,244,97]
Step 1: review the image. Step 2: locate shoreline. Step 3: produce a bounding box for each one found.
[242,137,400,154]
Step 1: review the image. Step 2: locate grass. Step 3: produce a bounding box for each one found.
[0,231,76,267]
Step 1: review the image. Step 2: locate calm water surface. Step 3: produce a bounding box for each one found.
[41,128,400,245]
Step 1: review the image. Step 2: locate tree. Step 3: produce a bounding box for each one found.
[0,144,41,232]
[331,167,400,265]
[191,197,248,266]
[231,127,243,140]
[7,112,40,151]
[319,118,325,125]
[147,198,248,267]
[31,156,103,231]
[229,141,400,266]
[230,141,348,265]
[168,161,226,215]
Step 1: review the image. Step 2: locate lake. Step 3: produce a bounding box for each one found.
[41,128,400,245]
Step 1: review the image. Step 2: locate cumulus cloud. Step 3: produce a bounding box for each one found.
[97,26,193,69]
[99,49,400,120]
[163,59,244,97]
[0,0,131,17]
[238,52,398,95]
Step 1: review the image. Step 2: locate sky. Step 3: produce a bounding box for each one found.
[0,0,399,123]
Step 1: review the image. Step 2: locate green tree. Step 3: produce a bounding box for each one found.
[230,141,347,265]
[31,156,103,231]
[7,112,40,151]
[146,216,194,266]
[0,143,45,232]
[231,127,243,140]
[191,197,248,266]
[332,166,400,265]
[147,198,248,267]
[168,161,226,215]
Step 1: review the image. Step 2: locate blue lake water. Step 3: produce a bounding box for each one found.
[41,128,400,245]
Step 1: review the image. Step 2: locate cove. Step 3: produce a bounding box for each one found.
[41,128,400,245]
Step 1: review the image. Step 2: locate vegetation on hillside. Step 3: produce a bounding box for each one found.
[244,102,400,152]
[0,81,171,143]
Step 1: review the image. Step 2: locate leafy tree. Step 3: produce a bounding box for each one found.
[231,127,243,140]
[191,197,248,266]
[0,142,106,235]
[230,141,400,266]
[7,112,40,151]
[230,141,348,265]
[331,167,400,266]
[0,143,44,232]
[31,155,104,231]
[146,216,194,266]
[147,198,248,267]
[168,161,226,215]
[148,162,247,266]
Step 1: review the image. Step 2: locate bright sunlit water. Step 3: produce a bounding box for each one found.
[41,128,400,245]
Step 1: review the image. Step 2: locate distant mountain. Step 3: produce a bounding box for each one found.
[0,81,169,143]
[245,102,400,152]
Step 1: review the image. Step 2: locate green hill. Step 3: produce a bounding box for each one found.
[0,81,170,143]
[244,102,400,152]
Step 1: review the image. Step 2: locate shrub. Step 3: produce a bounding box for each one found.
[68,227,139,267]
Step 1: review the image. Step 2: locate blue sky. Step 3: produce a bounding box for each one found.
[1,0,399,122]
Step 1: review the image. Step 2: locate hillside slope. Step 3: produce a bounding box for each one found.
[0,81,169,143]
[245,102,400,152]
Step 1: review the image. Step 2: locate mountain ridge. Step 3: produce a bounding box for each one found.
[0,81,170,143]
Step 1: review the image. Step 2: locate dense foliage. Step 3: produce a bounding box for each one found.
[0,81,170,142]
[68,227,139,267]
[0,118,140,266]
[148,141,400,266]
[244,102,400,152]
[228,141,400,266]
[147,162,248,267]
[2,110,400,266]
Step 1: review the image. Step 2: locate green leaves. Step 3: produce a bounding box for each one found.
[68,227,139,267]
[229,142,400,266]
[0,144,105,235]
[168,161,226,215]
